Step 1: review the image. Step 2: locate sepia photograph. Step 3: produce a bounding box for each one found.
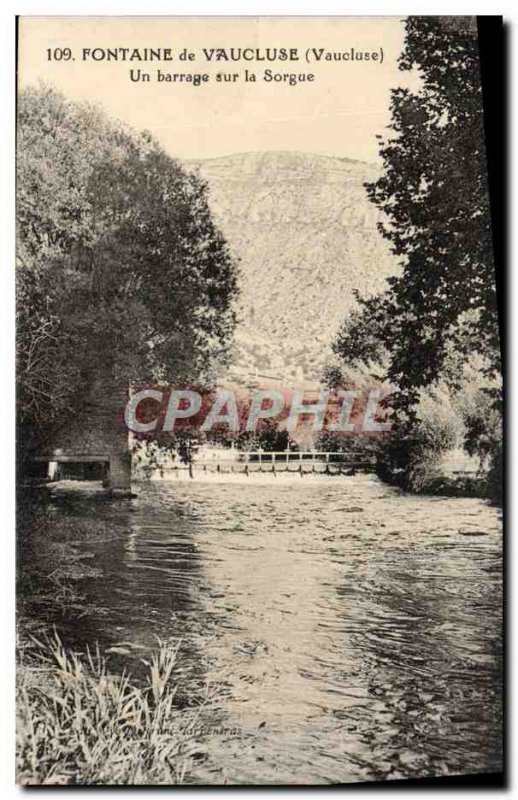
[15,13,503,786]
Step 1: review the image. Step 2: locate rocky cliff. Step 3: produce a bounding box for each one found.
[187,151,398,387]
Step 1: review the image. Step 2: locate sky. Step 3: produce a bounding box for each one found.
[18,16,417,163]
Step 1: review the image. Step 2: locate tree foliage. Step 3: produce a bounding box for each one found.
[17,85,238,452]
[334,17,500,413]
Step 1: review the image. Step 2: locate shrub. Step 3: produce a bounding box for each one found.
[376,386,461,492]
[464,388,503,504]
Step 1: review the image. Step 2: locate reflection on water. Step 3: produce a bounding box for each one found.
[20,475,503,784]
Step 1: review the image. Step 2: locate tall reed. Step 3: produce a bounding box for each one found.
[16,632,205,785]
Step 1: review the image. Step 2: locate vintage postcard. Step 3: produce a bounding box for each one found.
[16,15,503,786]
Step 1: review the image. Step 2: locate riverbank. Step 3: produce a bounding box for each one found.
[40,468,491,498]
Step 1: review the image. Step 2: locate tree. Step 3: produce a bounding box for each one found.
[335,17,500,414]
[234,422,298,453]
[332,18,502,498]
[17,85,238,456]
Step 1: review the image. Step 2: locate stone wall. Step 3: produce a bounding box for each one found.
[46,375,128,457]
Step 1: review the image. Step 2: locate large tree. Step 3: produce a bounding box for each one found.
[335,17,500,413]
[17,86,238,454]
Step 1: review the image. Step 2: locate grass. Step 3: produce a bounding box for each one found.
[16,632,210,785]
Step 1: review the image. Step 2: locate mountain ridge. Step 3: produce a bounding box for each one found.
[186,150,377,169]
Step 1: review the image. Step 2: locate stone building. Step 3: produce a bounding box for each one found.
[34,374,132,494]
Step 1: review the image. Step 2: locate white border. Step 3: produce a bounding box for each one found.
[2,2,515,798]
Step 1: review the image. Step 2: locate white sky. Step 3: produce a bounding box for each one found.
[18,16,417,162]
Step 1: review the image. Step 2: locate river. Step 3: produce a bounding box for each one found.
[19,474,503,784]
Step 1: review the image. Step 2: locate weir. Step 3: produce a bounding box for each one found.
[141,450,377,480]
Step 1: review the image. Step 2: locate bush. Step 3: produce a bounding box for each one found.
[464,388,503,504]
[376,386,461,492]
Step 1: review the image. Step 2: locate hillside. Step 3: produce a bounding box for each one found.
[186,151,398,387]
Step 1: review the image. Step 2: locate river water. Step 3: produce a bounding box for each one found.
[20,475,503,784]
